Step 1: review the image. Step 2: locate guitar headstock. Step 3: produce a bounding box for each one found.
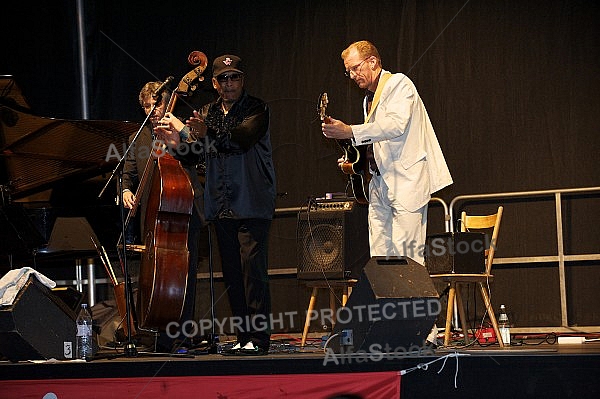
[318,92,329,121]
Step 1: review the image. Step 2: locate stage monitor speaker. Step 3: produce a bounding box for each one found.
[425,232,486,274]
[0,275,77,362]
[330,257,440,352]
[297,201,369,280]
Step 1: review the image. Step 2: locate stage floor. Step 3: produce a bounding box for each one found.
[1,336,600,399]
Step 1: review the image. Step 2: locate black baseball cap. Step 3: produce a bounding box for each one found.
[213,55,243,77]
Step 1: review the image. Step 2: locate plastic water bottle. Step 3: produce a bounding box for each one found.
[498,304,511,346]
[76,303,93,360]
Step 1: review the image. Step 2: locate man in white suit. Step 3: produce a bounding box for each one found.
[322,40,452,266]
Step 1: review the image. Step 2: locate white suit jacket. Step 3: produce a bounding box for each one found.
[351,71,453,211]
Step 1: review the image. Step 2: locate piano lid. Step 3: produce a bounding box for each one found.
[0,76,140,199]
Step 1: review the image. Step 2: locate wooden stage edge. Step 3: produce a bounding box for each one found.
[1,340,600,398]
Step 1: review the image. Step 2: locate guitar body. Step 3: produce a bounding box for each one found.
[337,139,370,204]
[338,139,363,174]
[348,174,369,205]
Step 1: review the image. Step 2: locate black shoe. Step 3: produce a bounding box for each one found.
[239,342,269,356]
[221,342,243,356]
[424,340,438,350]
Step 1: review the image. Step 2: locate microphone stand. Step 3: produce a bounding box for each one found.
[185,185,219,355]
[206,222,219,353]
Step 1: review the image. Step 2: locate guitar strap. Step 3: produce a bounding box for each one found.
[362,72,392,178]
[364,72,392,123]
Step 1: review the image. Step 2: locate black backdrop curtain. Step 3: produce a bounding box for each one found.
[3,0,600,326]
[5,0,599,207]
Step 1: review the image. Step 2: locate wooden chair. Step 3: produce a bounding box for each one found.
[430,206,504,347]
[300,279,357,347]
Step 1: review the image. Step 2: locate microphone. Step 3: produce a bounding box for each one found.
[153,76,174,98]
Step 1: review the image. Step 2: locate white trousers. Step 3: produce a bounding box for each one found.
[368,174,428,265]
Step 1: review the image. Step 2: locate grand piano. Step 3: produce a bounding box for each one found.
[0,76,141,303]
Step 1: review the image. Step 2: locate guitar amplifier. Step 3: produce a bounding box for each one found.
[308,199,356,212]
[297,200,369,280]
[425,232,486,274]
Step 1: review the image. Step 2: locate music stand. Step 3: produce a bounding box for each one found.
[39,216,100,307]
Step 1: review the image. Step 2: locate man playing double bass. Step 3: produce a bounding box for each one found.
[122,81,208,351]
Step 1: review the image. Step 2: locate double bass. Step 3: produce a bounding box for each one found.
[130,51,208,330]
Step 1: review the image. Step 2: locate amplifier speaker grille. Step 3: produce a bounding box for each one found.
[297,202,369,280]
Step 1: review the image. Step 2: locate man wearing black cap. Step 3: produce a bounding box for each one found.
[157,54,276,356]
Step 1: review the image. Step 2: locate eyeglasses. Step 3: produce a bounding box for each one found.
[344,58,369,78]
[216,73,243,83]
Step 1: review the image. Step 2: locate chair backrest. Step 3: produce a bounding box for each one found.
[460,206,503,275]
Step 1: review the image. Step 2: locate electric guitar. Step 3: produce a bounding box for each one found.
[319,92,370,204]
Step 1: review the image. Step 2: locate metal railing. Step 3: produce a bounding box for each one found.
[430,197,451,232]
[449,186,600,333]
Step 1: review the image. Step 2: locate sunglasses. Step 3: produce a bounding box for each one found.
[216,73,243,83]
